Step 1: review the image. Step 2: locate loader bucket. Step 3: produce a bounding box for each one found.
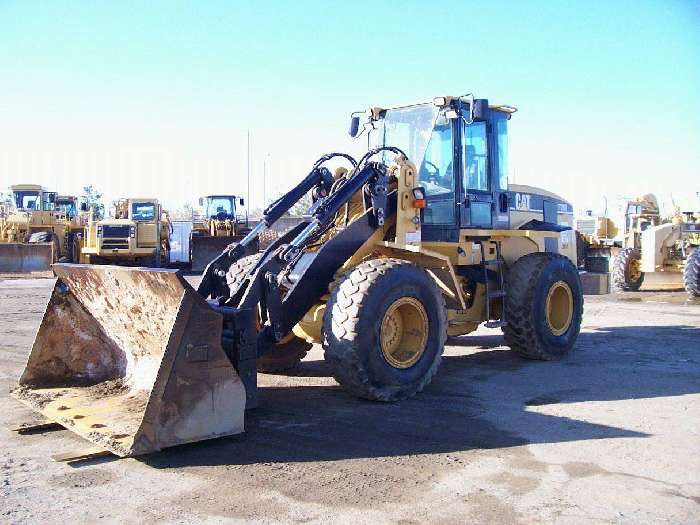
[0,242,54,272]
[12,264,246,457]
[190,235,257,273]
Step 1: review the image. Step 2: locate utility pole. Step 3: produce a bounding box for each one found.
[246,129,251,207]
[263,153,270,205]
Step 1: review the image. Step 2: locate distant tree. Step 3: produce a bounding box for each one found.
[81,185,105,220]
[287,193,312,217]
[168,202,195,221]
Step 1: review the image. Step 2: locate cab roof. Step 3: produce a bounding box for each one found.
[10,184,47,191]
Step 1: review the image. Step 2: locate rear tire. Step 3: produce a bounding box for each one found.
[612,248,644,291]
[585,256,609,274]
[503,252,583,360]
[323,258,446,401]
[684,249,700,298]
[226,253,312,373]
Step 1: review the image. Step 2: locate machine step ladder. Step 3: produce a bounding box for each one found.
[479,240,508,329]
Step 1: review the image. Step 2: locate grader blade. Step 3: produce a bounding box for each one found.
[0,242,54,272]
[12,264,246,457]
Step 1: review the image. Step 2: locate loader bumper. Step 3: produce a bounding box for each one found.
[12,264,247,457]
[0,242,54,272]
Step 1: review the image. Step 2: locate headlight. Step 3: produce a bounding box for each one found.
[97,226,102,237]
[130,226,136,238]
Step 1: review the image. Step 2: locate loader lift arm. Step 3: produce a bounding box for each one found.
[197,152,356,299]
[211,148,404,409]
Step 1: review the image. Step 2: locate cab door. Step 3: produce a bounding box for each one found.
[459,111,510,230]
[459,120,492,228]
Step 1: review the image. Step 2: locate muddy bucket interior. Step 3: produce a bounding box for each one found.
[12,264,246,457]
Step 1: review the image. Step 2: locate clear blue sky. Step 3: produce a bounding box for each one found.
[1,1,698,216]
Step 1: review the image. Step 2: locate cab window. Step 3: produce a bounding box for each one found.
[495,116,509,190]
[463,121,488,191]
[131,202,156,221]
[14,191,40,210]
[420,119,455,224]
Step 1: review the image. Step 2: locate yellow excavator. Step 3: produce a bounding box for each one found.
[13,95,584,458]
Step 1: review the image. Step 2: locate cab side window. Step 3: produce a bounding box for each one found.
[463,121,488,191]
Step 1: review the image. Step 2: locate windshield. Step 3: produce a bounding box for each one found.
[206,197,235,218]
[131,202,156,221]
[13,191,41,210]
[370,103,440,169]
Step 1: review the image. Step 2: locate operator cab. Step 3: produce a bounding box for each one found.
[202,195,245,221]
[10,185,55,212]
[366,97,514,241]
[56,196,78,218]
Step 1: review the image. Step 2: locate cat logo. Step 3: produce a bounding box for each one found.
[515,193,531,211]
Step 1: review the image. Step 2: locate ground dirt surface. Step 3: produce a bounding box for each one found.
[0,275,698,524]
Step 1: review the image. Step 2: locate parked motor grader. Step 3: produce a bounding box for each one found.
[80,198,171,266]
[189,195,256,272]
[13,95,584,458]
[612,194,700,295]
[0,185,84,272]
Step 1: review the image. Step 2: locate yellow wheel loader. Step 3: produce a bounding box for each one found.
[0,185,84,272]
[13,95,583,458]
[80,198,172,267]
[190,195,256,272]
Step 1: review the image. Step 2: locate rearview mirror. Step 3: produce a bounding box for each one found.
[80,203,88,212]
[239,198,245,206]
[348,116,360,138]
[198,197,204,206]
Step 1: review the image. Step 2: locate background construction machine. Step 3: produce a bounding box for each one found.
[190,194,255,272]
[612,194,699,295]
[14,95,584,458]
[0,184,84,272]
[80,197,172,266]
[575,210,619,273]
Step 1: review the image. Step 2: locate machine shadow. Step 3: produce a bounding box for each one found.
[145,324,699,469]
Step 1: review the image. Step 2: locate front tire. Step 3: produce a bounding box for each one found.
[503,252,583,360]
[323,258,446,401]
[612,248,644,291]
[684,249,700,298]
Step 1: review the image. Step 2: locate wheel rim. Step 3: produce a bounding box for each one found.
[380,297,428,369]
[545,281,574,336]
[628,257,642,282]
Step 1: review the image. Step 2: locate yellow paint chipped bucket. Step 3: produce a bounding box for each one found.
[12,264,246,457]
